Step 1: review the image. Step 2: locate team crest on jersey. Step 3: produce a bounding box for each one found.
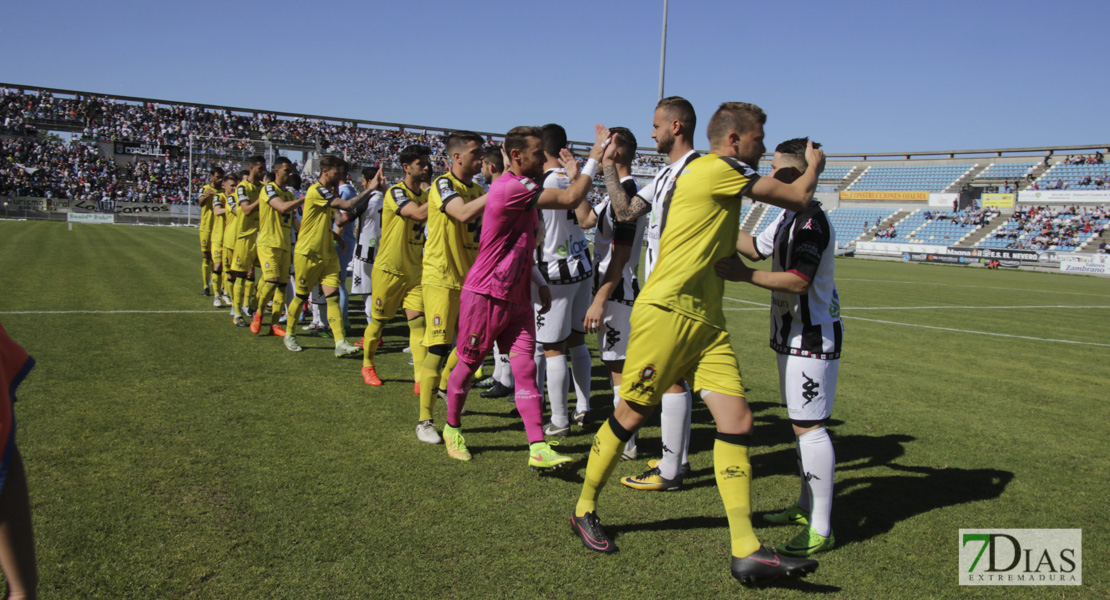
[802,218,822,233]
[375,297,383,307]
[433,315,441,327]
[468,333,479,347]
[437,178,453,194]
[641,365,656,381]
[299,277,306,284]
[264,262,270,269]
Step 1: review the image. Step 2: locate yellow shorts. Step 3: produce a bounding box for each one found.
[200,230,212,255]
[211,227,224,257]
[222,245,235,272]
[369,269,422,322]
[293,251,341,296]
[620,303,745,406]
[258,245,290,282]
[422,284,460,347]
[231,236,257,272]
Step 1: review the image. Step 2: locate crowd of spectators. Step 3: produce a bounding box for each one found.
[1063,152,1105,165]
[990,205,1109,251]
[922,207,1000,226]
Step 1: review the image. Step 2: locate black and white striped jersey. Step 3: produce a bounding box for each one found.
[353,191,383,263]
[537,168,593,284]
[638,150,700,284]
[755,202,843,360]
[591,176,646,306]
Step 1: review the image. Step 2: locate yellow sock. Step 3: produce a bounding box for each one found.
[202,259,212,290]
[362,319,385,367]
[439,348,458,390]
[325,295,345,342]
[419,351,446,422]
[287,295,306,326]
[256,281,278,317]
[271,287,286,327]
[232,278,245,315]
[408,315,427,382]
[575,417,630,517]
[244,279,256,308]
[714,435,761,558]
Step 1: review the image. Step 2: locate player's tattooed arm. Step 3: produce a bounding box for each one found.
[603,165,650,222]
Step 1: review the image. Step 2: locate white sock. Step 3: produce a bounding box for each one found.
[497,346,513,387]
[491,343,504,383]
[795,444,812,513]
[613,384,637,452]
[681,384,693,466]
[798,427,835,537]
[545,353,569,427]
[659,390,691,480]
[569,343,592,414]
[534,346,546,398]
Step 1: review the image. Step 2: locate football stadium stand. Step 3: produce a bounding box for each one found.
[848,164,977,192]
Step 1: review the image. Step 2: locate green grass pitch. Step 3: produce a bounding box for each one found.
[1,219,1107,598]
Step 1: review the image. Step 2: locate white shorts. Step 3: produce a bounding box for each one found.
[350,258,374,295]
[533,278,592,345]
[777,353,838,422]
[597,301,633,362]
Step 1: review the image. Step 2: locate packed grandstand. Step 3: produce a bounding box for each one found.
[2,83,1108,262]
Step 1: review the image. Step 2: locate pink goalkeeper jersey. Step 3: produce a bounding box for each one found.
[462,171,544,305]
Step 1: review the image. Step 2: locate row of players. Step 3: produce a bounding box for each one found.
[193,97,843,587]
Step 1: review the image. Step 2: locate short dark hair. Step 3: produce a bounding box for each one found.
[445,131,484,156]
[239,169,250,180]
[264,171,275,182]
[608,127,638,165]
[247,155,266,168]
[361,166,380,181]
[274,156,293,169]
[319,155,347,171]
[210,166,225,176]
[706,102,766,146]
[505,126,542,155]
[775,137,810,171]
[222,174,238,184]
[398,144,431,166]
[540,123,567,158]
[656,96,696,135]
[289,173,302,189]
[483,145,504,172]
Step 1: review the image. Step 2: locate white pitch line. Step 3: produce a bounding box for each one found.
[723,296,768,306]
[848,305,1110,311]
[838,278,1110,298]
[842,315,1110,347]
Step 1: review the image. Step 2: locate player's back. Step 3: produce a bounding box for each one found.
[464,172,540,305]
[296,182,337,258]
[425,173,485,289]
[638,153,759,329]
[376,183,427,277]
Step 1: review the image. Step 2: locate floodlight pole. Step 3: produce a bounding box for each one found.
[658,0,668,101]
[188,134,194,227]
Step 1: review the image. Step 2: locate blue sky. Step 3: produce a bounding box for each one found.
[1,0,1105,154]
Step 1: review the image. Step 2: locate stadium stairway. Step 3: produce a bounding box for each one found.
[740,202,767,234]
[957,212,1008,247]
[947,164,988,192]
[1077,230,1108,253]
[856,209,911,242]
[841,165,869,191]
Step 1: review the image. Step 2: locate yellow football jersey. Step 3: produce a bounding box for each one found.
[223,191,240,248]
[423,173,485,289]
[376,182,428,277]
[636,153,760,330]
[257,182,296,249]
[199,184,217,232]
[235,180,263,240]
[296,182,337,258]
[212,192,227,243]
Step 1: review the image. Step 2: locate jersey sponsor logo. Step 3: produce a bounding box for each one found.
[555,238,590,258]
[801,372,820,406]
[319,186,335,200]
[392,187,407,201]
[604,326,621,351]
[535,313,546,329]
[266,184,277,196]
[436,177,454,196]
[237,185,247,198]
[521,177,537,191]
[802,218,822,233]
[804,471,821,482]
[830,290,841,318]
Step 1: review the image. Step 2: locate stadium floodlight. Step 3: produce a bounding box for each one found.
[659,0,668,101]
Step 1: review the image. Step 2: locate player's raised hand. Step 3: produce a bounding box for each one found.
[806,141,826,177]
[713,255,753,282]
[601,131,621,165]
[368,165,386,191]
[559,148,580,180]
[590,124,610,161]
[500,144,511,172]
